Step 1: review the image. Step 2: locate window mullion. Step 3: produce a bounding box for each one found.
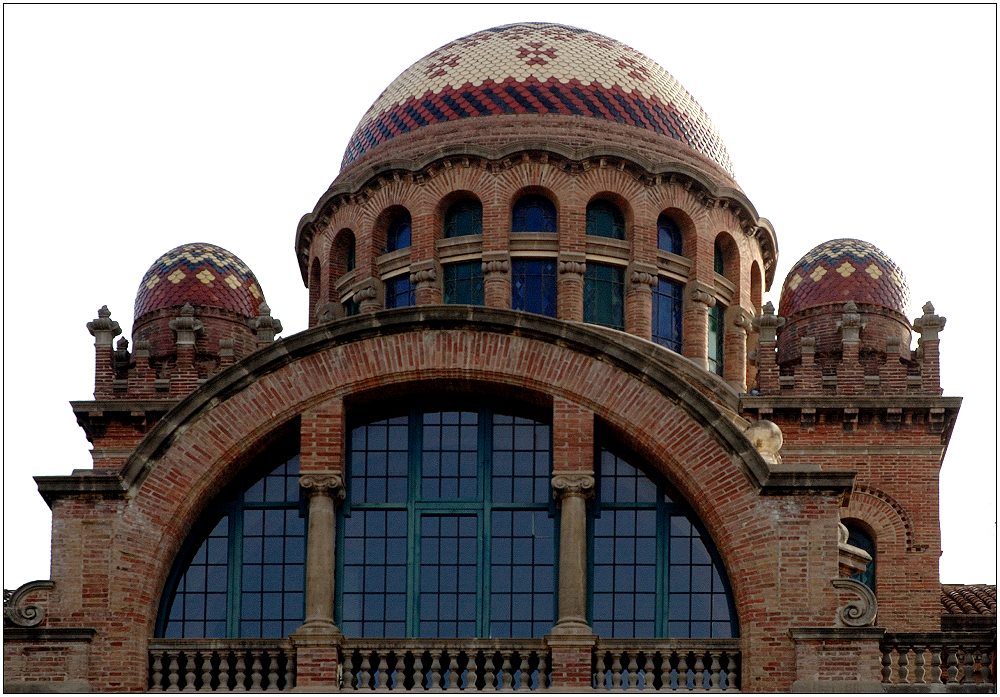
[227,502,243,638]
[655,495,669,638]
[479,406,491,637]
[406,408,422,637]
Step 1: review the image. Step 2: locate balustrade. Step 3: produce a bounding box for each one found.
[148,640,294,691]
[340,640,550,691]
[593,640,741,691]
[880,632,995,691]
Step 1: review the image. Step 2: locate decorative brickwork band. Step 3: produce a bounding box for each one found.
[832,578,878,627]
[86,305,122,348]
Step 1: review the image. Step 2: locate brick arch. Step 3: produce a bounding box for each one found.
[112,309,814,646]
[844,485,915,551]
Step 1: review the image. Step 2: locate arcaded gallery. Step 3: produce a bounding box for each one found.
[3,22,995,693]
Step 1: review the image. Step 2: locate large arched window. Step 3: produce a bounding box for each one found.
[339,405,555,638]
[584,262,625,329]
[592,446,736,638]
[657,214,682,255]
[652,278,683,352]
[444,198,483,238]
[157,451,304,638]
[586,200,625,240]
[511,258,557,317]
[511,194,557,233]
[386,211,412,253]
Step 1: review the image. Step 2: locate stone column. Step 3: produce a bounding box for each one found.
[913,301,946,395]
[725,307,751,392]
[86,305,121,400]
[551,472,595,632]
[837,301,865,395]
[626,263,656,340]
[482,252,510,309]
[684,281,715,371]
[410,259,441,305]
[557,253,586,321]
[752,301,784,394]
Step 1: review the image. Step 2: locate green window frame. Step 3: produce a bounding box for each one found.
[339,405,556,638]
[444,198,483,238]
[443,260,484,305]
[156,452,305,639]
[590,445,736,639]
[584,262,625,329]
[586,200,626,240]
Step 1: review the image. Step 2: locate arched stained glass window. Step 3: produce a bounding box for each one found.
[847,525,876,594]
[386,211,412,253]
[652,277,683,352]
[657,214,682,255]
[584,263,624,329]
[512,194,557,233]
[591,446,736,638]
[444,198,483,238]
[157,452,304,638]
[511,258,557,317]
[339,406,555,638]
[714,240,725,275]
[586,200,625,240]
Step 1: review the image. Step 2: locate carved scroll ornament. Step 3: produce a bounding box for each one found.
[831,578,878,627]
[299,474,346,501]
[3,580,54,628]
[551,472,595,500]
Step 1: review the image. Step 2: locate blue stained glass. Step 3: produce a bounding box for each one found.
[584,263,625,329]
[443,262,483,305]
[657,214,682,254]
[652,278,683,353]
[511,258,557,317]
[384,275,415,309]
[586,200,626,239]
[444,198,483,238]
[386,211,412,252]
[512,194,557,232]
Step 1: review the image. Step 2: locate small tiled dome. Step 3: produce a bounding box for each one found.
[342,22,733,176]
[779,239,910,318]
[134,242,264,323]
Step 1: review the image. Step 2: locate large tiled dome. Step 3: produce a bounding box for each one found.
[779,239,910,318]
[342,22,733,176]
[134,242,264,322]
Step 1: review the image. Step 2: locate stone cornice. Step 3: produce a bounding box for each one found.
[70,399,179,443]
[35,472,127,507]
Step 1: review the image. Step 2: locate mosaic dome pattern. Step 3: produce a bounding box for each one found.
[134,242,264,322]
[342,23,733,175]
[779,239,910,318]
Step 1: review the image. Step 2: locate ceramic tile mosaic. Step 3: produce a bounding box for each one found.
[779,238,910,317]
[342,23,733,175]
[134,242,264,321]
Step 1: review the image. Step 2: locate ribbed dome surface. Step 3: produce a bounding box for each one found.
[134,242,264,322]
[342,22,733,175]
[779,239,910,318]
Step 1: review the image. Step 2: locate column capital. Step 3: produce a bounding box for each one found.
[299,474,346,501]
[551,472,595,500]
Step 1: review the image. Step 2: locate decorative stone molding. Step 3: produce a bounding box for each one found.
[837,301,866,344]
[353,284,377,303]
[558,260,586,276]
[315,301,339,324]
[3,580,53,628]
[551,472,595,500]
[752,301,785,343]
[409,260,438,287]
[299,474,346,501]
[913,301,946,341]
[744,420,783,465]
[732,309,753,334]
[249,302,283,343]
[86,305,122,347]
[629,261,658,289]
[481,258,510,276]
[219,337,235,359]
[113,337,131,372]
[832,578,878,627]
[168,304,204,346]
[687,282,717,308]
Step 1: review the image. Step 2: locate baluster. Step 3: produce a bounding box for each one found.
[359,654,372,690]
[537,654,548,690]
[413,651,426,691]
[234,653,247,692]
[962,647,977,685]
[484,652,498,691]
[250,654,264,691]
[929,644,942,685]
[610,653,623,690]
[880,647,892,685]
[677,654,690,690]
[151,653,165,691]
[627,653,639,689]
[981,646,993,685]
[500,655,513,690]
[201,651,215,692]
[518,653,531,691]
[342,651,356,690]
[266,652,279,692]
[694,653,705,690]
[285,650,295,691]
[167,655,181,692]
[181,652,197,692]
[898,648,909,685]
[913,645,925,685]
[218,653,232,692]
[428,652,442,690]
[946,646,959,684]
[710,653,722,691]
[376,655,390,690]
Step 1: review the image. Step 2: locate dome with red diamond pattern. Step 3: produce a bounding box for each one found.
[779,239,910,318]
[134,242,265,323]
[342,22,733,177]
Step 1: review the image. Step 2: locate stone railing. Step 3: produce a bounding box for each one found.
[148,639,295,691]
[880,632,995,692]
[339,639,550,690]
[593,640,741,691]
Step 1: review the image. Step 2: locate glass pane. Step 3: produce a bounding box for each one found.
[657,214,682,254]
[511,258,557,317]
[652,278,683,353]
[384,275,415,309]
[511,194,556,233]
[443,261,484,305]
[490,510,555,637]
[584,263,624,329]
[340,510,409,637]
[386,211,412,252]
[421,411,478,500]
[586,200,625,239]
[708,304,725,376]
[350,416,409,504]
[418,514,478,637]
[492,415,550,504]
[444,199,483,238]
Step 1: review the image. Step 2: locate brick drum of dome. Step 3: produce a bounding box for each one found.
[133,242,265,322]
[779,238,910,318]
[342,22,733,176]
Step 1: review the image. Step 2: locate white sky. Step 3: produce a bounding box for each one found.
[3,5,996,590]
